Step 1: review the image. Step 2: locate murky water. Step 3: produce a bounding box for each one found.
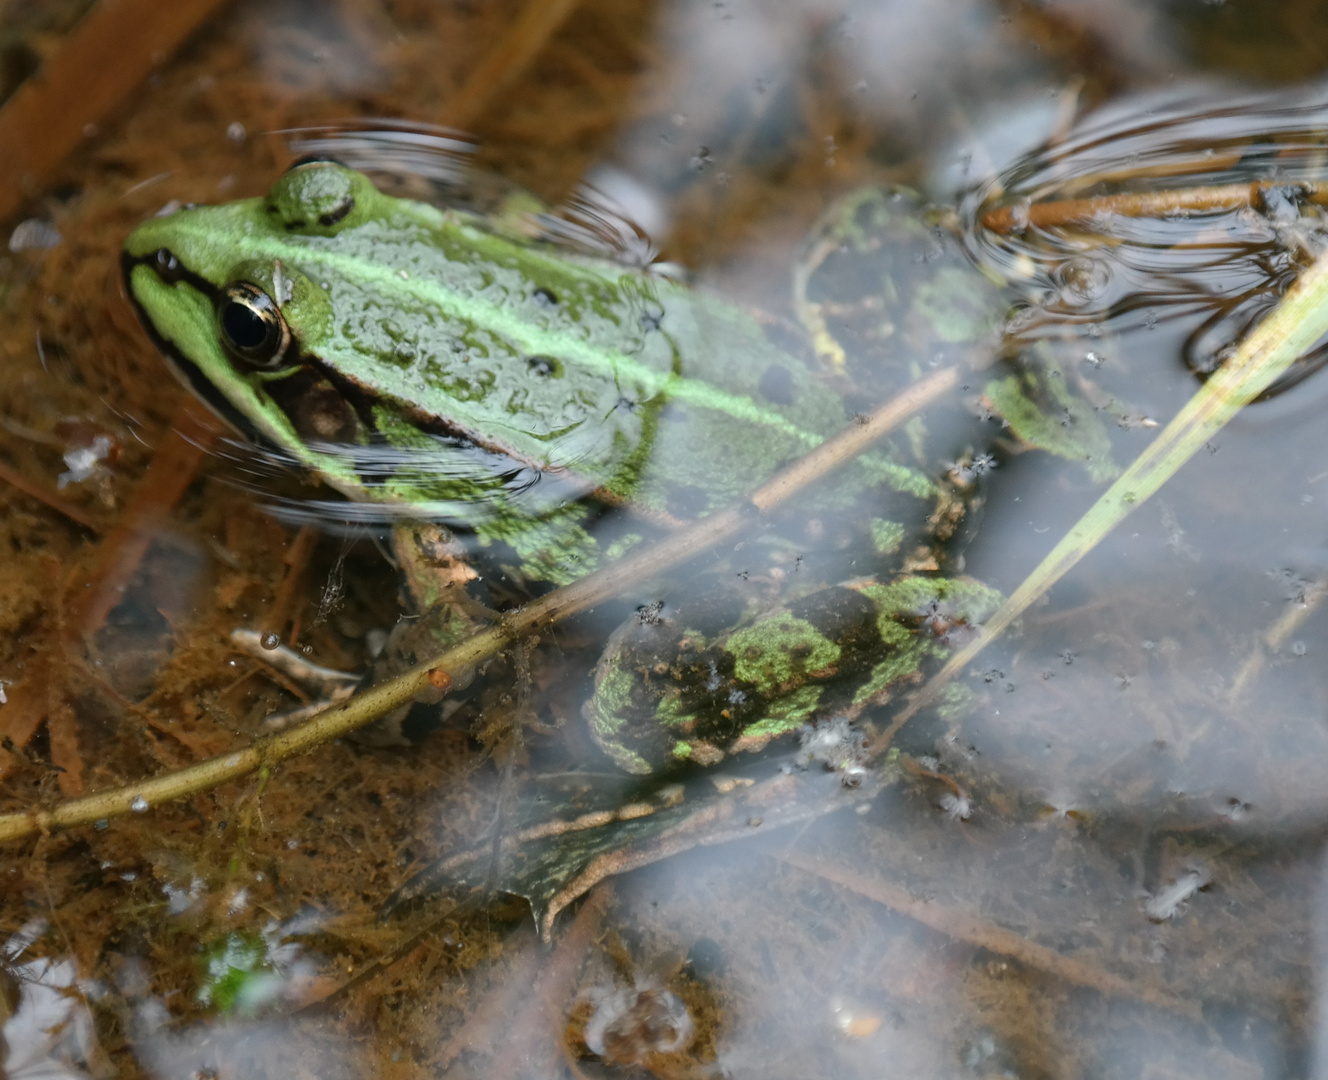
[6,1,1328,1077]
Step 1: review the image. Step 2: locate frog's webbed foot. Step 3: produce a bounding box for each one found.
[390,521,494,621]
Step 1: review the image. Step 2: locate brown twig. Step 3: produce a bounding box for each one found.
[980,179,1328,234]
[490,882,612,1077]
[783,851,1199,1019]
[0,366,959,844]
[45,699,83,797]
[0,0,234,223]
[441,0,585,131]
[0,459,100,530]
[264,524,321,643]
[68,397,221,640]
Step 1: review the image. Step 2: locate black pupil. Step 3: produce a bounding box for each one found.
[222,299,270,351]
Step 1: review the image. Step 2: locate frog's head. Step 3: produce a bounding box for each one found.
[121,162,388,475]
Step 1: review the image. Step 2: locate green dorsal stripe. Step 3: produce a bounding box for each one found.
[163,221,825,447]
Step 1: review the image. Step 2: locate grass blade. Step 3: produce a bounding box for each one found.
[881,242,1328,741]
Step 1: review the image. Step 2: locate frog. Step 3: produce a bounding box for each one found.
[121,160,1014,774]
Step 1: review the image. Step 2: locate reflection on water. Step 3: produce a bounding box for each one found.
[963,89,1328,398]
[10,0,1328,1077]
[2,921,100,1078]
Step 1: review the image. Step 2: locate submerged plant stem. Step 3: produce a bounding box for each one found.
[0,367,958,844]
[981,179,1328,233]
[70,399,220,639]
[783,851,1197,1018]
[0,0,232,222]
[441,0,585,129]
[1228,574,1328,699]
[0,460,101,531]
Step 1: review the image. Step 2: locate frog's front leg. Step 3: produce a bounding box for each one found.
[390,520,483,625]
[347,521,490,746]
[239,520,489,745]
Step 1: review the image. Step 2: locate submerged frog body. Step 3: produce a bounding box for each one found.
[123,161,1004,772]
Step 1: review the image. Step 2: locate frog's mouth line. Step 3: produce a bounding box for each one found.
[120,250,264,445]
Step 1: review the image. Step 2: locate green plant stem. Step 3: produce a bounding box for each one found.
[877,241,1328,748]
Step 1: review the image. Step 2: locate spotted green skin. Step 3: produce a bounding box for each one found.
[123,165,995,771]
[585,576,1003,774]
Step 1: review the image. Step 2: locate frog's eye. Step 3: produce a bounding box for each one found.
[216,282,292,369]
[284,154,344,171]
[268,160,357,230]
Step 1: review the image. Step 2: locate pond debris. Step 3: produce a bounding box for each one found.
[163,876,206,916]
[1218,797,1252,823]
[7,218,61,252]
[580,981,695,1064]
[829,995,884,1039]
[902,755,973,821]
[230,628,360,707]
[563,928,721,1077]
[2,921,103,1078]
[938,791,973,822]
[1145,867,1212,923]
[796,714,868,782]
[57,433,115,488]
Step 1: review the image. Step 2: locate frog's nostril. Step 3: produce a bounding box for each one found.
[154,248,183,284]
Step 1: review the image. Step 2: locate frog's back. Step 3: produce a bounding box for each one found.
[123,162,850,520]
[280,197,850,512]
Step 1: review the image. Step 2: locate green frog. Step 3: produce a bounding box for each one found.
[122,161,1028,774]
